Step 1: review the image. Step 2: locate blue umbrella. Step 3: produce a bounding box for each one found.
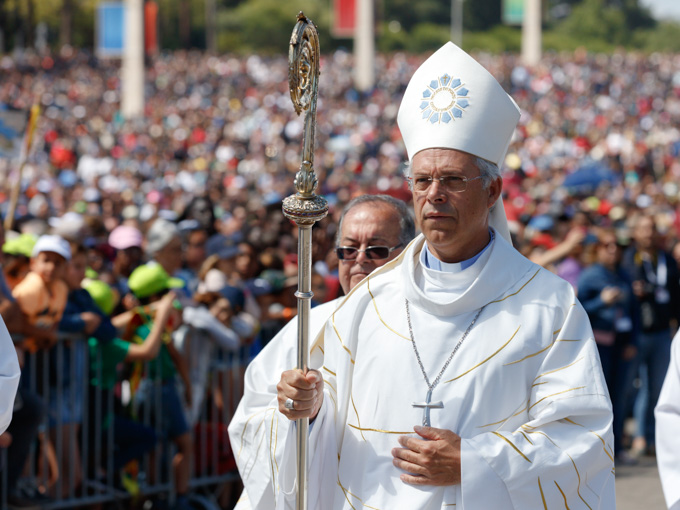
[563,162,618,191]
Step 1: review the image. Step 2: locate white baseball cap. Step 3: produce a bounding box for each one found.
[32,235,72,261]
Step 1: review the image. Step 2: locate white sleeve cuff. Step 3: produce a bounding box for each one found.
[460,438,512,509]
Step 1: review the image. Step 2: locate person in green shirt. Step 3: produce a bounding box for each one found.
[87,288,178,474]
[126,263,193,510]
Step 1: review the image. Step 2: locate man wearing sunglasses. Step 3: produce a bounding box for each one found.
[335,194,414,293]
[229,194,415,510]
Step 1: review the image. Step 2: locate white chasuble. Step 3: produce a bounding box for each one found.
[229,232,616,510]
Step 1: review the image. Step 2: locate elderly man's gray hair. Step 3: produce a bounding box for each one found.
[403,155,501,190]
[336,195,415,248]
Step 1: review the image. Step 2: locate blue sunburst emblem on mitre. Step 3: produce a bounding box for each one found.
[419,74,470,124]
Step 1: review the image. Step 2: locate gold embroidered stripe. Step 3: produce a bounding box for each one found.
[492,431,532,463]
[520,431,534,445]
[348,424,412,435]
[351,394,366,441]
[505,338,581,367]
[538,478,548,510]
[566,452,593,510]
[338,478,382,510]
[269,407,277,489]
[555,481,570,509]
[445,325,521,383]
[488,269,540,304]
[238,407,275,457]
[367,276,411,341]
[337,481,358,510]
[327,390,337,410]
[525,429,560,449]
[313,345,324,355]
[332,311,355,364]
[324,379,338,395]
[243,430,267,481]
[531,432,594,510]
[532,381,548,388]
[528,386,586,412]
[533,357,585,382]
[478,402,527,428]
[562,418,614,463]
[504,341,553,366]
[322,366,336,376]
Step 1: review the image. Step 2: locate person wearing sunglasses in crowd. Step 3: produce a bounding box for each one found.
[232,43,615,510]
[228,194,415,509]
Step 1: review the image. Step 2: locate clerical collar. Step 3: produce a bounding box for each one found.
[421,229,495,272]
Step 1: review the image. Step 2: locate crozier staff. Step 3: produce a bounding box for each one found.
[236,42,616,510]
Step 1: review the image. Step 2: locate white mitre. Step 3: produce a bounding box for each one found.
[397,42,521,244]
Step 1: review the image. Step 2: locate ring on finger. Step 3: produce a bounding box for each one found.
[284,398,295,410]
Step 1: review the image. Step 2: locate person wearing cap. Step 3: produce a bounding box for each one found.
[108,225,144,300]
[2,233,37,290]
[12,235,71,350]
[228,194,415,509]
[126,263,194,510]
[239,44,615,510]
[145,218,185,292]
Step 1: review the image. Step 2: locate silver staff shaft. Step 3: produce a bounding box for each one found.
[283,12,328,510]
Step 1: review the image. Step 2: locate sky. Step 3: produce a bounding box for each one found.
[639,0,680,21]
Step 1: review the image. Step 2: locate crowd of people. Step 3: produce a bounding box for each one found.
[0,44,679,508]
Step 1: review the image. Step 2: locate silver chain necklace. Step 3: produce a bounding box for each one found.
[406,298,484,426]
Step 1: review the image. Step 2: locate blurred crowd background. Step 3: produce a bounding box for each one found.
[0,43,679,508]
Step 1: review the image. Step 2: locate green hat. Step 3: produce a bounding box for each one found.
[128,263,185,299]
[3,233,37,258]
[83,279,116,316]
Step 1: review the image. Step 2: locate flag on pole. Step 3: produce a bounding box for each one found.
[0,107,29,158]
[503,0,525,25]
[23,104,40,157]
[332,0,356,37]
[4,104,41,230]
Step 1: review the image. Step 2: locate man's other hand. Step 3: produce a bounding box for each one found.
[392,426,461,486]
[277,369,324,422]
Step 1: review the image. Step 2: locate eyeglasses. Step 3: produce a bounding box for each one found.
[407,174,483,193]
[335,243,403,261]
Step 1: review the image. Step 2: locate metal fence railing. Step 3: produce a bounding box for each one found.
[1,330,248,510]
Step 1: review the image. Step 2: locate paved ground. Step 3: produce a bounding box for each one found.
[616,455,667,510]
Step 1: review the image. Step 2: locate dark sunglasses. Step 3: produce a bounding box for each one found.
[335,243,403,261]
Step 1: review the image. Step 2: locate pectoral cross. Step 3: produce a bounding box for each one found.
[412,388,443,427]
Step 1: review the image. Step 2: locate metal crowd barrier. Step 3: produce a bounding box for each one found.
[1,330,249,510]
